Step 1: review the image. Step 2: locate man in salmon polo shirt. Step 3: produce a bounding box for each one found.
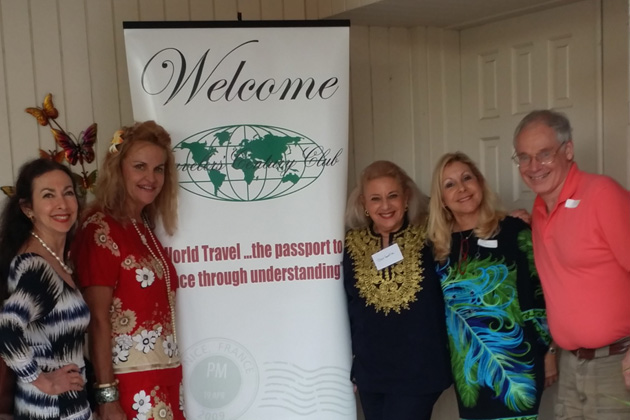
[513,109,630,420]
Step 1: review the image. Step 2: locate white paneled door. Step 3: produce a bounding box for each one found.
[459,0,599,211]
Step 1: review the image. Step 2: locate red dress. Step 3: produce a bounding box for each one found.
[73,211,184,420]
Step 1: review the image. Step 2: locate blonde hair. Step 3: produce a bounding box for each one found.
[345,160,428,230]
[427,152,505,262]
[90,120,178,235]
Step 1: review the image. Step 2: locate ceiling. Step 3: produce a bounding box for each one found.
[330,0,582,29]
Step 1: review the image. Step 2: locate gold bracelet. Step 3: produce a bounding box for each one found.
[94,379,119,389]
[623,367,630,372]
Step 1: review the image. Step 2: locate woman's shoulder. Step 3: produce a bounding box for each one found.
[74,210,125,258]
[11,252,51,271]
[9,253,61,288]
[344,226,369,241]
[80,208,114,227]
[78,209,127,238]
[499,215,530,234]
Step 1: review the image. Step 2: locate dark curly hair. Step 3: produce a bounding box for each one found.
[0,159,77,299]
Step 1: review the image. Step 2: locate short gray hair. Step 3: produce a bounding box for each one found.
[513,109,572,147]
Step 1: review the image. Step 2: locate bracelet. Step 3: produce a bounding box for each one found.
[94,385,120,404]
[548,346,557,355]
[94,379,119,389]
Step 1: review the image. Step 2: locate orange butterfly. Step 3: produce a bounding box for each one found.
[25,93,59,126]
[52,123,97,166]
[73,170,98,197]
[39,149,66,163]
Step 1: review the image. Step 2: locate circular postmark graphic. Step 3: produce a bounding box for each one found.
[183,338,259,420]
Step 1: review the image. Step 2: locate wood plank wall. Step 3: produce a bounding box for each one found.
[0,1,626,420]
[0,0,374,188]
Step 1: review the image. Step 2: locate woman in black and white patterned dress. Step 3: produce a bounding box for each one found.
[0,159,92,420]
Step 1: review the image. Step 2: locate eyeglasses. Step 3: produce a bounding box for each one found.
[511,141,567,167]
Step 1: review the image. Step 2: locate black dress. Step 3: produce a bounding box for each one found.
[0,253,92,420]
[437,216,550,420]
[343,220,452,418]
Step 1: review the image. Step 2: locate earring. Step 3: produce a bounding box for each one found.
[364,209,369,217]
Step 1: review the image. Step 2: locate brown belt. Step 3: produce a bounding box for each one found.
[570,336,630,360]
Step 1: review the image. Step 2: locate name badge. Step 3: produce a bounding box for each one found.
[565,199,580,208]
[372,243,403,270]
[477,239,498,248]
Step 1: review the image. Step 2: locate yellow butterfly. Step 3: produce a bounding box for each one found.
[25,93,59,126]
[1,186,15,197]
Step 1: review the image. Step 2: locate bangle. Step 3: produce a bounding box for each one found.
[94,385,120,404]
[94,379,119,389]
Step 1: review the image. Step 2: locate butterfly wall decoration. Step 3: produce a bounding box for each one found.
[2,93,98,198]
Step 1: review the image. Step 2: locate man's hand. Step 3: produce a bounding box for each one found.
[510,208,531,225]
[544,350,558,388]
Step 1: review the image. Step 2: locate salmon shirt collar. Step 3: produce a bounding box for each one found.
[533,162,580,218]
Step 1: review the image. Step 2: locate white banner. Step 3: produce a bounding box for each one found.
[123,22,353,420]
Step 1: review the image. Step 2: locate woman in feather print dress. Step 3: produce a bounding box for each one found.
[0,159,91,420]
[427,152,557,420]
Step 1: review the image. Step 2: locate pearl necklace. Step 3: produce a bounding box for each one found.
[30,231,73,275]
[131,217,177,343]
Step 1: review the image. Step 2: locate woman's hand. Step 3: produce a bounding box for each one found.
[622,349,630,390]
[97,400,127,420]
[31,364,84,395]
[544,350,558,388]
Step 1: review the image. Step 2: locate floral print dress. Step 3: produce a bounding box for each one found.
[72,211,184,420]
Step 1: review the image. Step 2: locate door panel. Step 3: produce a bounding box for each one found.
[460,0,599,210]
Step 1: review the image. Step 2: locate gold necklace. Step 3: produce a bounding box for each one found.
[30,231,73,274]
[131,217,177,343]
[345,224,425,315]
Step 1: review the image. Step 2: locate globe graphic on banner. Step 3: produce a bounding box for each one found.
[175,125,326,202]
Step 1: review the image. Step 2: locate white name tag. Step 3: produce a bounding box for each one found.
[477,239,498,248]
[565,199,581,208]
[372,243,404,270]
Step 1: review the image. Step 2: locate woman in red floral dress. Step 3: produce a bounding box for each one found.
[72,121,183,420]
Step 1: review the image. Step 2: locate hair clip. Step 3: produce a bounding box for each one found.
[109,130,124,154]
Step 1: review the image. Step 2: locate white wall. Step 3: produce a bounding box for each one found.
[0,1,627,419]
[0,0,377,189]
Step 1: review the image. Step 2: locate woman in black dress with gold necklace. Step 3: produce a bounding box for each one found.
[343,160,451,420]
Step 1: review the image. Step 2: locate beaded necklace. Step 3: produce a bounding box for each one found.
[131,216,177,343]
[30,231,73,275]
[457,229,475,275]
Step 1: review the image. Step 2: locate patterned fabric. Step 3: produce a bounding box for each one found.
[345,224,425,314]
[436,216,550,420]
[0,253,92,420]
[343,220,452,396]
[72,211,184,420]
